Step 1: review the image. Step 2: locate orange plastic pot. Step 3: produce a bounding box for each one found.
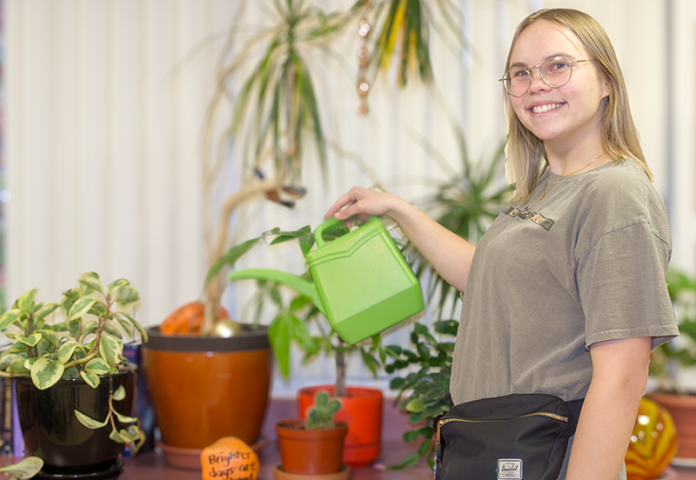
[276,419,348,475]
[298,385,382,467]
[142,326,272,450]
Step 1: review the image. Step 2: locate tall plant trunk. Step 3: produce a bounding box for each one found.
[335,341,347,398]
[201,179,279,336]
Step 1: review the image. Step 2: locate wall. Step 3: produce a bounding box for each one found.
[4,0,692,392]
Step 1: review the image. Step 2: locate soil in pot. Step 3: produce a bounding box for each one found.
[14,369,134,477]
[276,419,348,476]
[297,385,382,468]
[142,325,272,451]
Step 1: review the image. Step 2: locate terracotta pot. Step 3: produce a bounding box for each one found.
[276,419,348,475]
[15,369,134,477]
[647,392,696,458]
[142,326,272,451]
[298,385,382,468]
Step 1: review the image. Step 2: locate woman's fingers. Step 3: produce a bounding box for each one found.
[324,186,369,220]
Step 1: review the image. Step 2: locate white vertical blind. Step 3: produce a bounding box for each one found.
[4,0,690,390]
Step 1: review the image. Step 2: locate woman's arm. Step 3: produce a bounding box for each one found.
[565,336,651,480]
[325,186,476,292]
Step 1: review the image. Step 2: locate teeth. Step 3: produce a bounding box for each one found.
[532,103,563,113]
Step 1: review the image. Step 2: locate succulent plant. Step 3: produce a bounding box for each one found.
[306,391,342,430]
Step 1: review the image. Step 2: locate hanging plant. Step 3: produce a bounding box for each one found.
[352,0,464,114]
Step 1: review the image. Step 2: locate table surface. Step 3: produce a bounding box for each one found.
[121,444,696,480]
[2,444,696,479]
[120,441,433,480]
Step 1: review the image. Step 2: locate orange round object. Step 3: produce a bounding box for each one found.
[160,301,229,335]
[625,397,678,480]
[200,437,259,480]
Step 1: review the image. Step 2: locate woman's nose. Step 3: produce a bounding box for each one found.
[528,67,550,94]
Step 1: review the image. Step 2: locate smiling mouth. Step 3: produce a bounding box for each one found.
[530,102,564,114]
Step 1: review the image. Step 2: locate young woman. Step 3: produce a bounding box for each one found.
[324,8,678,480]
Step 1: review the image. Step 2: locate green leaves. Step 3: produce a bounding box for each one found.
[206,237,260,285]
[0,457,44,478]
[80,371,100,388]
[99,335,122,367]
[382,320,459,468]
[0,309,21,330]
[112,285,140,311]
[74,409,109,429]
[68,297,99,321]
[31,356,65,390]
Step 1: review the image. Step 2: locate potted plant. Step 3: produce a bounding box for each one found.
[221,221,396,468]
[647,269,696,460]
[0,272,147,478]
[275,390,349,479]
[379,319,458,469]
[141,1,351,464]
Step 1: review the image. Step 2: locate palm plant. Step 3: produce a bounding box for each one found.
[201,0,352,334]
[352,0,464,112]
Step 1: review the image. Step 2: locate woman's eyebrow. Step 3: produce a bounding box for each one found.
[509,53,577,67]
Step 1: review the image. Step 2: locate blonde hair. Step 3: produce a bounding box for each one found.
[504,8,652,205]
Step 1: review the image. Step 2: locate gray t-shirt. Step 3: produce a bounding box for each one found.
[449,158,679,479]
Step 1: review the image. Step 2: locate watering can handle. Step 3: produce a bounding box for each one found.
[314,217,346,248]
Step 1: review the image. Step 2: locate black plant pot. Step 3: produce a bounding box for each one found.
[14,369,134,478]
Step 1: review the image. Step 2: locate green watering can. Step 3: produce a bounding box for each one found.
[228,216,424,344]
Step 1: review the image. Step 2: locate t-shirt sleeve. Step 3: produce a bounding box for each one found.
[577,221,678,350]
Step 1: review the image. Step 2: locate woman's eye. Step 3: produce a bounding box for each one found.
[511,69,528,78]
[550,60,570,70]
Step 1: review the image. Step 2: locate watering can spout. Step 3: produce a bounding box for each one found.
[228,268,326,316]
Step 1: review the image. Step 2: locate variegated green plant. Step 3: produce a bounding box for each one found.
[0,272,148,454]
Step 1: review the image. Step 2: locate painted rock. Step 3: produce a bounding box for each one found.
[200,437,259,480]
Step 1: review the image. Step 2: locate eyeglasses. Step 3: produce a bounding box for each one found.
[499,57,594,97]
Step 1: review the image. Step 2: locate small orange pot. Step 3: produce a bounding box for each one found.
[298,385,382,467]
[276,419,348,475]
[647,392,696,458]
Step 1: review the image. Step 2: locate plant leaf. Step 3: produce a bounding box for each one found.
[109,428,127,443]
[68,297,99,321]
[84,358,110,375]
[7,356,30,374]
[15,333,42,347]
[114,411,137,424]
[107,278,130,293]
[79,272,105,295]
[119,312,148,342]
[31,356,65,390]
[207,237,260,284]
[17,289,37,312]
[57,341,80,364]
[112,285,140,311]
[36,328,60,348]
[0,457,44,477]
[74,409,109,429]
[80,371,100,388]
[0,309,22,330]
[113,385,126,401]
[99,335,123,367]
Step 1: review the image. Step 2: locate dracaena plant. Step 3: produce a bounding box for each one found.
[0,272,148,452]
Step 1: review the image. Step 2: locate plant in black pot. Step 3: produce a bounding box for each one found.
[0,272,148,478]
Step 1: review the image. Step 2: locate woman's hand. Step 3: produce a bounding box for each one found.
[324,186,404,223]
[324,186,477,293]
